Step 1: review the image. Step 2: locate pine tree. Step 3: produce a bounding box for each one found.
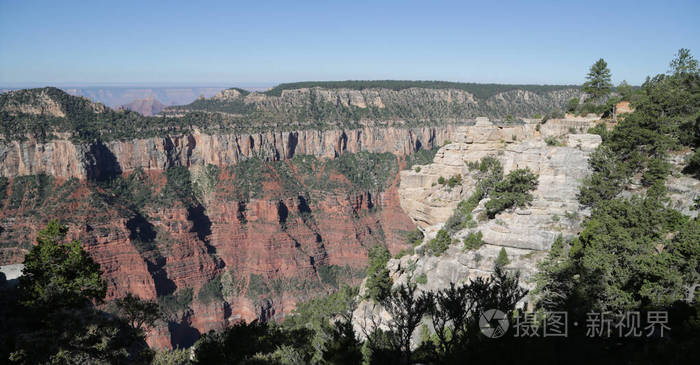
[669,48,699,75]
[19,220,106,310]
[495,247,510,269]
[582,58,613,100]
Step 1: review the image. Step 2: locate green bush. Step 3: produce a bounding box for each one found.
[152,349,191,365]
[161,166,196,207]
[427,229,452,256]
[463,231,484,251]
[683,149,700,178]
[159,288,194,317]
[406,229,424,247]
[545,136,562,146]
[247,273,270,299]
[642,155,671,187]
[444,190,482,234]
[437,176,446,185]
[405,147,439,169]
[317,265,360,288]
[198,276,223,305]
[414,273,428,285]
[485,168,538,218]
[587,123,608,141]
[566,97,579,113]
[446,174,462,188]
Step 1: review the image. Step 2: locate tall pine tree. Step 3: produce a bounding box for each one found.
[582,58,612,100]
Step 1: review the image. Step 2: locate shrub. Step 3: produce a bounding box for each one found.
[414,167,421,173]
[484,168,538,218]
[405,147,439,168]
[682,149,700,178]
[159,288,194,317]
[152,349,191,365]
[587,123,608,141]
[545,136,561,146]
[642,155,671,187]
[446,174,462,188]
[463,231,484,251]
[566,97,579,113]
[198,276,223,305]
[444,190,483,234]
[406,229,424,247]
[427,229,452,256]
[415,273,428,285]
[437,176,446,185]
[247,273,270,299]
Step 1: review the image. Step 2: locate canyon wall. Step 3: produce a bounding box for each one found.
[0,126,457,179]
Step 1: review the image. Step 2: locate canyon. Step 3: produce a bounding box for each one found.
[0,84,583,348]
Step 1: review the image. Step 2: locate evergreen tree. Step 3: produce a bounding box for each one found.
[495,247,510,269]
[669,48,699,75]
[582,58,613,100]
[19,220,106,311]
[7,221,153,364]
[115,293,161,335]
[366,245,393,301]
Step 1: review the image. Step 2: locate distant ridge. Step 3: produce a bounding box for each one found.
[263,80,580,99]
[117,97,166,116]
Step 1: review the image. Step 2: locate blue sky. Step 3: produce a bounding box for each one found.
[1,0,699,87]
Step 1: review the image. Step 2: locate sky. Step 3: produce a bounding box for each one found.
[1,0,699,87]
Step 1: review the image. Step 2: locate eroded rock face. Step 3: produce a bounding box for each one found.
[353,118,602,332]
[0,160,415,348]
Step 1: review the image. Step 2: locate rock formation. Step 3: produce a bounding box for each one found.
[353,117,605,334]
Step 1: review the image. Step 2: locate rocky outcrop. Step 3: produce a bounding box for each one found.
[353,118,602,332]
